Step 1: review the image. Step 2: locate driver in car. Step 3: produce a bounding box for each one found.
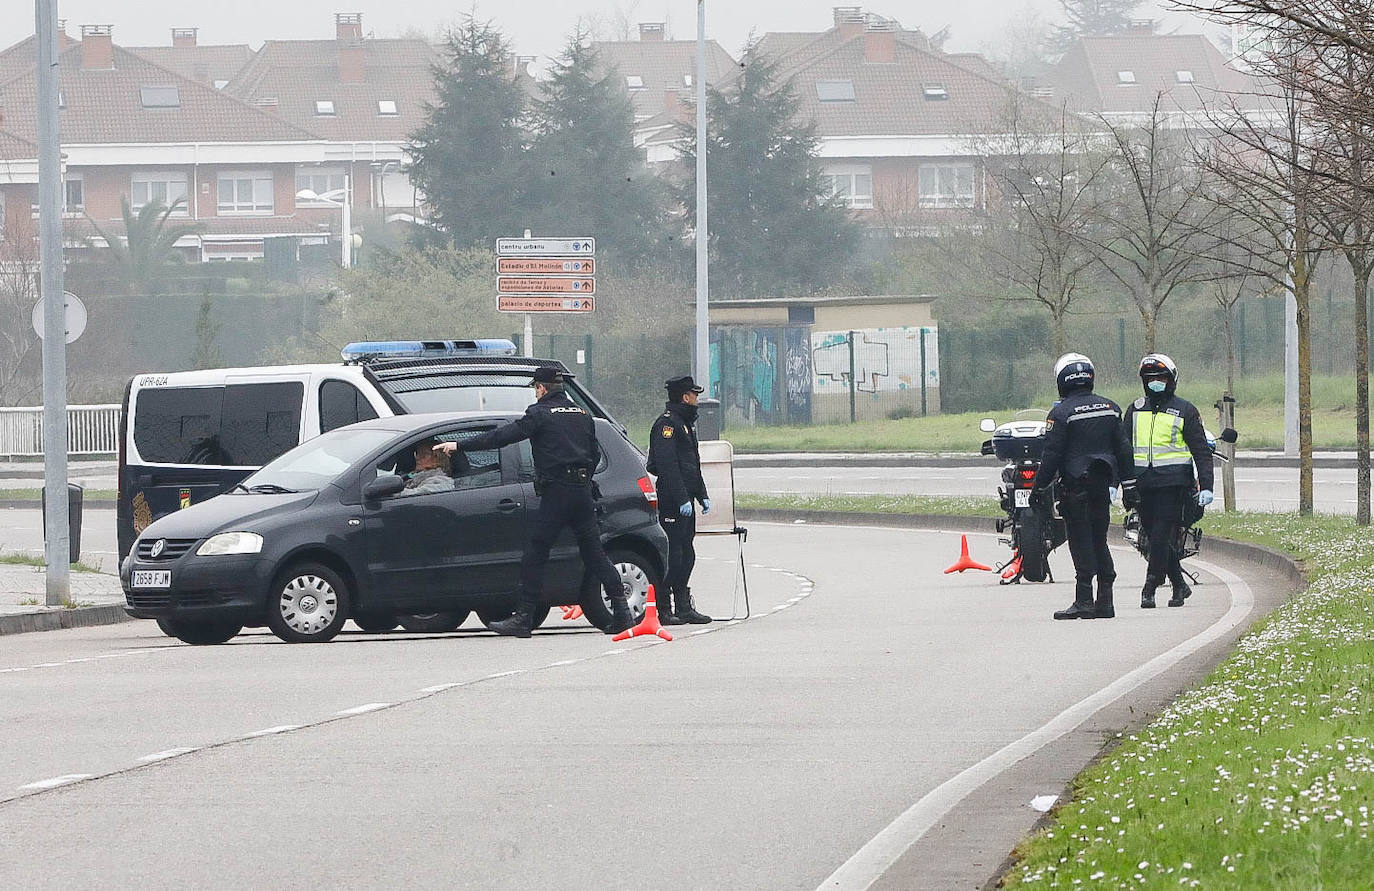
[397,439,454,497]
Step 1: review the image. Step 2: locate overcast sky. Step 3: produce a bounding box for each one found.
[4,1,1207,62]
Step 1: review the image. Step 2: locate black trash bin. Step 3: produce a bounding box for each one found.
[41,483,83,564]
[696,397,722,441]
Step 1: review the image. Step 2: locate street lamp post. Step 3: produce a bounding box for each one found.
[296,174,353,269]
[695,0,709,390]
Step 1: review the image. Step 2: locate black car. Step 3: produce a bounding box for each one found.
[120,412,667,644]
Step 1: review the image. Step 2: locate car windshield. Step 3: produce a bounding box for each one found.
[239,428,398,492]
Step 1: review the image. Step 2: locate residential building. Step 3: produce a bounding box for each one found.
[128,28,255,90]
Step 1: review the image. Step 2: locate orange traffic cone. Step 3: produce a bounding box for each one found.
[613,584,674,642]
[944,535,993,574]
[1001,552,1023,580]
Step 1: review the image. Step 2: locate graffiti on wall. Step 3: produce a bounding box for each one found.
[783,327,812,424]
[812,327,939,395]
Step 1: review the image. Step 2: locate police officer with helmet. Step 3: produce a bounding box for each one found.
[648,375,712,625]
[1032,353,1135,620]
[1121,354,1214,609]
[439,366,635,638]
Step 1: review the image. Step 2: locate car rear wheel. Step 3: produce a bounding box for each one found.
[581,548,658,631]
[476,605,550,631]
[266,562,351,643]
[159,617,242,645]
[398,610,471,633]
[353,612,399,633]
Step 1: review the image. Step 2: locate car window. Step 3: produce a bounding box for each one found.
[221,382,304,466]
[319,379,379,434]
[242,428,397,492]
[132,381,303,466]
[375,427,503,497]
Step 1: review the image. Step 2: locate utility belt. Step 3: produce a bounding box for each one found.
[534,465,592,493]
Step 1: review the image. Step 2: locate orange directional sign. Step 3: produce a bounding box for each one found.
[497,257,595,275]
[498,296,595,313]
[497,276,595,295]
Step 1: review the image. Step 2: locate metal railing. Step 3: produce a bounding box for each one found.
[0,404,121,457]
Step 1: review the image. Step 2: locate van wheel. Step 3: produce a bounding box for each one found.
[266,562,350,643]
[477,605,550,631]
[398,610,471,633]
[581,548,659,631]
[353,612,399,633]
[161,618,242,645]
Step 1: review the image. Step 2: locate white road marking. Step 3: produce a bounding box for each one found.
[545,659,580,667]
[483,669,525,680]
[335,703,391,716]
[420,682,462,693]
[815,557,1254,890]
[137,748,197,763]
[19,774,91,790]
[241,725,300,738]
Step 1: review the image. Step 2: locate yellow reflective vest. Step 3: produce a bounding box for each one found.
[1124,395,1213,490]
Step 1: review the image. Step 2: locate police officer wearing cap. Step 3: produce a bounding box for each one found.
[647,375,712,625]
[1121,354,1214,609]
[1032,353,1135,620]
[440,366,634,638]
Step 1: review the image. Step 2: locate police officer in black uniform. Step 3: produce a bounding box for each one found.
[1032,353,1135,620]
[1121,354,1214,609]
[441,366,634,638]
[648,375,712,625]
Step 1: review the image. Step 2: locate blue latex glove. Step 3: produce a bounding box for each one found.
[1197,490,1214,507]
[1109,486,1119,503]
[679,501,694,517]
[701,498,711,514]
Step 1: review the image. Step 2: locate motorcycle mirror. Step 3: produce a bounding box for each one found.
[1220,428,1239,444]
[979,418,997,433]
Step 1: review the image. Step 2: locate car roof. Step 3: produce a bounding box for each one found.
[343,411,526,434]
[130,357,571,389]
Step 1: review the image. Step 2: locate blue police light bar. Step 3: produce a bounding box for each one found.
[341,339,518,362]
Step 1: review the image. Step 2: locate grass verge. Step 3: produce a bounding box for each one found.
[0,489,116,501]
[738,493,1373,888]
[0,552,105,574]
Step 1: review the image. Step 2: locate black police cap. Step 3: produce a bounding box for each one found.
[530,366,573,386]
[665,375,704,396]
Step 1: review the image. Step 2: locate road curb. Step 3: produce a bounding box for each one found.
[0,602,131,637]
[0,500,115,510]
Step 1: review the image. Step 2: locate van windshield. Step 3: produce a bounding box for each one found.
[392,385,534,414]
[240,428,398,492]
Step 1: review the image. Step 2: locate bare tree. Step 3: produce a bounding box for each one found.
[0,215,42,405]
[1082,96,1225,352]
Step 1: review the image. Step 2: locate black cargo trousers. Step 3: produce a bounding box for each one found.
[516,480,625,613]
[658,505,697,598]
[1060,464,1114,601]
[1138,485,1190,585]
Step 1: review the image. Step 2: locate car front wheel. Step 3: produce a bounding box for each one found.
[266,562,351,643]
[159,617,242,645]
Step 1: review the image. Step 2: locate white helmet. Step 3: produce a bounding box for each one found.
[1053,352,1095,397]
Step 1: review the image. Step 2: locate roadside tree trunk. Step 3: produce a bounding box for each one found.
[1355,265,1371,525]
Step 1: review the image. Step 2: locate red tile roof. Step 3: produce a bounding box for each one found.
[590,38,738,120]
[127,44,255,87]
[226,38,438,143]
[0,43,319,146]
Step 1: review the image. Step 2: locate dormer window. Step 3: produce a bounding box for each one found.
[377,99,398,115]
[816,80,856,102]
[1176,70,1195,83]
[683,74,692,87]
[314,100,336,116]
[140,86,181,108]
[922,83,949,101]
[626,75,645,91]
[1117,70,1137,85]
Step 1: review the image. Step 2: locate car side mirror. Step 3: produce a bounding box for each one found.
[363,476,405,500]
[979,418,997,433]
[980,439,995,456]
[1220,428,1239,444]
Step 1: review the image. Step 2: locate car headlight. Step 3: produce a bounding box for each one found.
[196,532,264,556]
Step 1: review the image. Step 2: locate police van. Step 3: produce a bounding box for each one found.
[117,340,621,558]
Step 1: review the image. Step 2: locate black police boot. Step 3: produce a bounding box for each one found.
[1140,575,1162,609]
[675,587,712,624]
[660,587,685,626]
[1054,580,1096,620]
[606,595,635,635]
[1095,576,1115,619]
[489,607,534,639]
[1168,580,1191,608]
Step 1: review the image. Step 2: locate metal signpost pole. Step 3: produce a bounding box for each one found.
[694,0,709,388]
[36,0,70,605]
[341,173,352,269]
[523,229,534,357]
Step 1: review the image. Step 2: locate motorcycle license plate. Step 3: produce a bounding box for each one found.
[1014,489,1032,508]
[131,570,171,589]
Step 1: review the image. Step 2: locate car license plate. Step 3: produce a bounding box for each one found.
[132,570,172,589]
[1014,489,1032,508]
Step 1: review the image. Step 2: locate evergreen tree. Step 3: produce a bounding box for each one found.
[528,33,675,267]
[1051,0,1146,52]
[408,17,532,248]
[679,47,858,297]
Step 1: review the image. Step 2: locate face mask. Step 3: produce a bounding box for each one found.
[1146,380,1167,393]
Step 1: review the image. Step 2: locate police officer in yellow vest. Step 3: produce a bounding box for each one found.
[1120,354,1214,609]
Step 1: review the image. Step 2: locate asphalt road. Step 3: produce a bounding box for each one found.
[0,522,1285,889]
[737,464,1362,514]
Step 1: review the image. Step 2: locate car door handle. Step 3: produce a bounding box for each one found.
[497,499,522,513]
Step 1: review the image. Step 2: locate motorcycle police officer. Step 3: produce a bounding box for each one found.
[439,366,635,638]
[1032,353,1135,620]
[1121,354,1214,609]
[647,375,712,625]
